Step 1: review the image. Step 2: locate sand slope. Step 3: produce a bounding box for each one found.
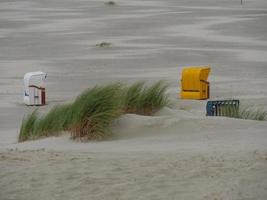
[1,108,267,200]
[1,150,267,200]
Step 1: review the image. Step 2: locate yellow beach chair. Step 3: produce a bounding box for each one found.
[180,66,210,100]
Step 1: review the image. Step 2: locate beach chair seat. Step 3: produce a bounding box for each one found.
[180,66,210,100]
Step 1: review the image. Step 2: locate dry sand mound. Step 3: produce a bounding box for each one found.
[2,107,266,200]
[111,107,198,139]
[5,107,267,154]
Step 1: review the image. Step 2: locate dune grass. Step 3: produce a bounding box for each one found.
[18,81,169,142]
[19,110,38,142]
[96,42,112,47]
[123,81,145,113]
[19,105,71,142]
[33,104,71,136]
[123,81,169,115]
[237,106,267,121]
[69,83,123,140]
[218,104,267,121]
[104,1,116,6]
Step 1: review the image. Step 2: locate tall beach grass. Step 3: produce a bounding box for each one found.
[19,81,169,142]
[123,81,169,115]
[104,1,116,6]
[237,106,267,121]
[218,103,267,121]
[19,110,38,142]
[19,104,72,142]
[69,83,123,140]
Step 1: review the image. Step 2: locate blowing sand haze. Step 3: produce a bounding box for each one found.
[1,0,267,199]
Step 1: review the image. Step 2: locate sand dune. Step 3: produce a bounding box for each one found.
[1,107,267,199]
[1,0,267,199]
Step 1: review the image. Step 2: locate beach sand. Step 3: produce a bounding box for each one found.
[0,0,267,199]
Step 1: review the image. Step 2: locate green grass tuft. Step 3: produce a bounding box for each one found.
[70,83,123,140]
[18,110,38,142]
[123,81,145,113]
[123,81,169,115]
[104,1,116,6]
[96,42,112,47]
[32,104,71,138]
[18,81,170,142]
[237,106,267,121]
[218,103,267,121]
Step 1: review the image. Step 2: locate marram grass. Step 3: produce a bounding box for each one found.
[69,83,123,140]
[96,42,112,47]
[105,1,116,6]
[237,106,267,121]
[217,104,267,121]
[18,81,169,142]
[32,104,71,137]
[19,105,71,142]
[19,110,38,142]
[123,81,169,115]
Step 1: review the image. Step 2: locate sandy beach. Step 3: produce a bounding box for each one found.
[1,0,267,199]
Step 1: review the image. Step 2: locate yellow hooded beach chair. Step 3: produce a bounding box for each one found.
[180,66,210,100]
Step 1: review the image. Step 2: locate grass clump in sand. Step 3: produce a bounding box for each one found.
[33,105,71,137]
[19,83,122,142]
[69,83,123,140]
[19,104,72,142]
[123,81,169,115]
[19,81,170,142]
[19,110,38,142]
[104,1,116,6]
[219,104,267,121]
[237,106,267,121]
[96,42,112,47]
